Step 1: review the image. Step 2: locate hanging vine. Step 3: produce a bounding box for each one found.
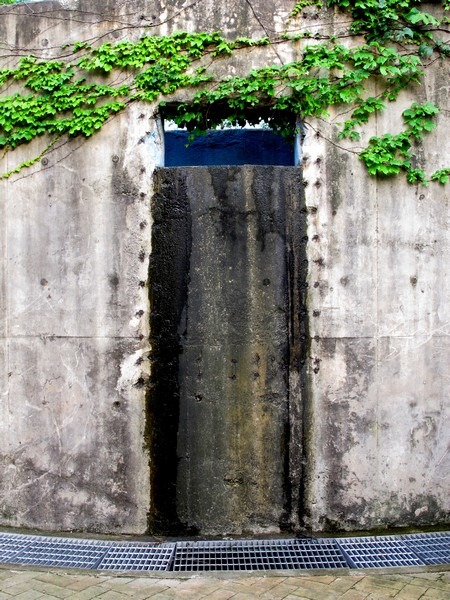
[0,0,449,182]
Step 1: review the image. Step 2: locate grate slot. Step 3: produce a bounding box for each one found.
[0,533,42,562]
[336,536,426,569]
[96,544,176,571]
[172,539,348,571]
[403,532,450,565]
[6,538,112,569]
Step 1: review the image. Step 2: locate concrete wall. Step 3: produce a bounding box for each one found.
[301,65,450,530]
[0,101,159,533]
[0,0,448,534]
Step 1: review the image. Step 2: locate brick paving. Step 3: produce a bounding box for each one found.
[0,567,448,599]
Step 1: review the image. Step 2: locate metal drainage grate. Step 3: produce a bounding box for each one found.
[0,534,176,572]
[0,532,44,546]
[0,533,38,562]
[172,538,348,571]
[0,532,448,571]
[97,543,175,571]
[5,537,112,569]
[336,536,426,569]
[403,532,450,565]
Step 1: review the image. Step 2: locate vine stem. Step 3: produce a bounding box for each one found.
[304,119,362,155]
[1,135,61,179]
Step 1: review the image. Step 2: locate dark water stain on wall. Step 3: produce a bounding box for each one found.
[149,166,306,535]
[148,170,193,534]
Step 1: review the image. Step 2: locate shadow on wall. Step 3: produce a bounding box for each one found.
[165,129,296,166]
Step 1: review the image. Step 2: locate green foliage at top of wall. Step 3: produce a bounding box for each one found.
[328,0,440,41]
[0,0,449,183]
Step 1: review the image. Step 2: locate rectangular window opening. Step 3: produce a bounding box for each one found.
[162,114,301,167]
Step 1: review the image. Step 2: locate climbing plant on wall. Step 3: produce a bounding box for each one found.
[0,0,449,182]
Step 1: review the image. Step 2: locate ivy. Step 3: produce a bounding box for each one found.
[290,1,323,18]
[0,32,241,153]
[328,0,441,43]
[359,102,439,182]
[431,167,450,183]
[0,1,449,183]
[171,41,424,142]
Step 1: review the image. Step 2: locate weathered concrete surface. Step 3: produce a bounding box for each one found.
[0,104,162,533]
[301,60,450,531]
[0,0,448,535]
[0,0,298,50]
[150,167,305,535]
[0,0,300,535]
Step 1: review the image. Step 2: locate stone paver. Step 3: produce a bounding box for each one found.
[394,584,428,600]
[0,567,448,599]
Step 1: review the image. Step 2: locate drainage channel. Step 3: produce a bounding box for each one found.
[0,531,448,572]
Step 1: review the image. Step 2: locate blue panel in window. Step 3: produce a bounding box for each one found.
[165,129,295,166]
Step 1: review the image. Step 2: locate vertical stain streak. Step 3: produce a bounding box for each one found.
[147,168,192,535]
[285,171,309,531]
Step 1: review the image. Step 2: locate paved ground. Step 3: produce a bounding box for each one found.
[0,567,449,599]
